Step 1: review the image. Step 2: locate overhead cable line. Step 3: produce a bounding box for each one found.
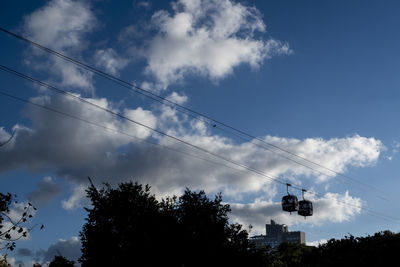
[0,88,398,224]
[0,130,15,147]
[0,69,291,188]
[0,64,377,198]
[0,26,388,199]
[0,64,377,208]
[1,58,383,200]
[0,27,385,197]
[0,89,257,178]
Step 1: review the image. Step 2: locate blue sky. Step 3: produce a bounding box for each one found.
[2,0,400,265]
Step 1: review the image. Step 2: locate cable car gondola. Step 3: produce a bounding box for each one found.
[281,183,298,213]
[298,189,313,217]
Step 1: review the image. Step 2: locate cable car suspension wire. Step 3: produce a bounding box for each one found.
[0,27,387,199]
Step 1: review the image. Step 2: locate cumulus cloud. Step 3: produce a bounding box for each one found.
[0,91,383,219]
[61,184,87,210]
[28,177,63,206]
[0,94,156,175]
[131,0,292,89]
[23,0,97,91]
[253,135,383,182]
[230,191,362,235]
[94,48,129,75]
[23,0,96,51]
[166,92,188,105]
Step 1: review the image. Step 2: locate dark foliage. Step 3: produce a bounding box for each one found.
[0,193,12,217]
[78,180,400,266]
[258,230,400,267]
[79,182,266,266]
[48,255,75,267]
[305,231,400,266]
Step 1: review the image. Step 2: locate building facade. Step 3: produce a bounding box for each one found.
[249,220,305,248]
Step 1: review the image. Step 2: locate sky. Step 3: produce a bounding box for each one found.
[1,0,400,265]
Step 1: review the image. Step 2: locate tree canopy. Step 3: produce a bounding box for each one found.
[78,180,400,266]
[256,230,400,267]
[48,255,76,267]
[79,181,264,266]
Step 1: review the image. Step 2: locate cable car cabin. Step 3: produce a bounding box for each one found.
[281,195,299,212]
[298,200,313,217]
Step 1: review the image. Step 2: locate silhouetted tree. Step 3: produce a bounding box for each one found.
[78,180,400,266]
[79,181,265,266]
[48,255,75,267]
[80,182,164,266]
[268,242,314,267]
[259,231,400,267]
[175,189,255,266]
[305,231,400,266]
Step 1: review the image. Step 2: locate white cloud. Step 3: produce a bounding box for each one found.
[255,135,383,182]
[0,93,382,218]
[0,94,155,175]
[122,107,157,139]
[23,0,96,51]
[94,48,129,75]
[61,184,87,210]
[23,0,97,91]
[230,191,362,235]
[132,0,292,89]
[166,92,188,105]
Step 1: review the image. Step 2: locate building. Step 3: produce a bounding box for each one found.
[249,220,305,248]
